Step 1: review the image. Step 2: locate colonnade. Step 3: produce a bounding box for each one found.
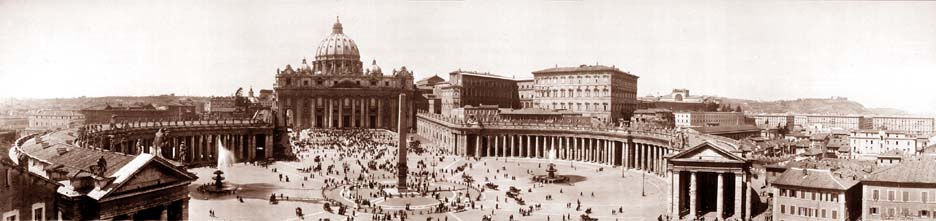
[88,131,275,165]
[454,133,675,176]
[285,96,398,130]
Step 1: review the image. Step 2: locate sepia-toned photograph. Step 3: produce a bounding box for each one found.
[1,0,935,220]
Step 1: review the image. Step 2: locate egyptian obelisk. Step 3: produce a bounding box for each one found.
[397,93,408,191]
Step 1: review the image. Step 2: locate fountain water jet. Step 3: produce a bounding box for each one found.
[198,137,239,194]
[532,147,569,183]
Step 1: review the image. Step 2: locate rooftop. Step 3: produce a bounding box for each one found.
[865,159,936,184]
[532,64,638,78]
[771,167,860,190]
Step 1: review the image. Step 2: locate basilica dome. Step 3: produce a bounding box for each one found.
[312,18,363,75]
[315,19,360,60]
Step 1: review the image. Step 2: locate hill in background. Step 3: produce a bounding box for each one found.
[721,97,912,116]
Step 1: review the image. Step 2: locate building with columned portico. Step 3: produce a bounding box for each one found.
[273,18,415,132]
[667,139,754,220]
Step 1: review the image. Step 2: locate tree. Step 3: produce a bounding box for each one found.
[735,105,742,112]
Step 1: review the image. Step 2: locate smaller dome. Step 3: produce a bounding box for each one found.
[300,58,312,73]
[367,59,382,75]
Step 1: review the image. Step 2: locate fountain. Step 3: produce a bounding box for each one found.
[198,137,238,194]
[533,147,569,183]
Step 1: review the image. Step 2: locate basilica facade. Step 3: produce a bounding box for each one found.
[274,19,415,131]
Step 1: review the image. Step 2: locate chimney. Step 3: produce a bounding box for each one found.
[56,147,68,155]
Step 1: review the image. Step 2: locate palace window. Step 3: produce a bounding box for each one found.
[923,192,928,203]
[32,203,44,221]
[904,191,910,202]
[2,210,18,221]
[870,207,879,215]
[832,210,838,219]
[889,190,896,201]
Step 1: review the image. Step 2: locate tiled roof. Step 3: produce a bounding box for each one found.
[865,159,936,184]
[19,130,136,178]
[771,167,860,190]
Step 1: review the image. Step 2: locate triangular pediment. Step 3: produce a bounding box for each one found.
[105,158,194,198]
[670,141,745,163]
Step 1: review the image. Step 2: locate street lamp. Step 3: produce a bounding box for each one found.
[641,171,646,197]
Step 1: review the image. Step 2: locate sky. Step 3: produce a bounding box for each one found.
[1,0,935,115]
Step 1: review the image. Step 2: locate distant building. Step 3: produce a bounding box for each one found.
[498,108,582,122]
[415,75,446,114]
[862,160,936,220]
[674,111,753,128]
[0,116,28,132]
[689,125,762,140]
[751,113,794,130]
[771,167,862,221]
[797,114,867,131]
[637,88,717,112]
[517,79,535,109]
[631,108,675,129]
[26,110,84,133]
[849,130,927,159]
[445,70,519,110]
[532,64,638,123]
[207,88,273,120]
[81,101,196,124]
[869,116,934,136]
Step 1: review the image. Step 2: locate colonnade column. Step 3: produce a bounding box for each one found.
[509,135,514,157]
[525,136,530,158]
[623,142,630,169]
[249,134,256,161]
[474,135,481,158]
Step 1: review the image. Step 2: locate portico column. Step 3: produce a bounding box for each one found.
[351,97,357,128]
[377,98,383,129]
[745,173,752,220]
[338,98,344,128]
[311,97,317,128]
[689,171,697,219]
[363,98,370,128]
[734,173,743,218]
[671,170,681,219]
[717,172,724,218]
[159,205,168,221]
[326,98,332,128]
